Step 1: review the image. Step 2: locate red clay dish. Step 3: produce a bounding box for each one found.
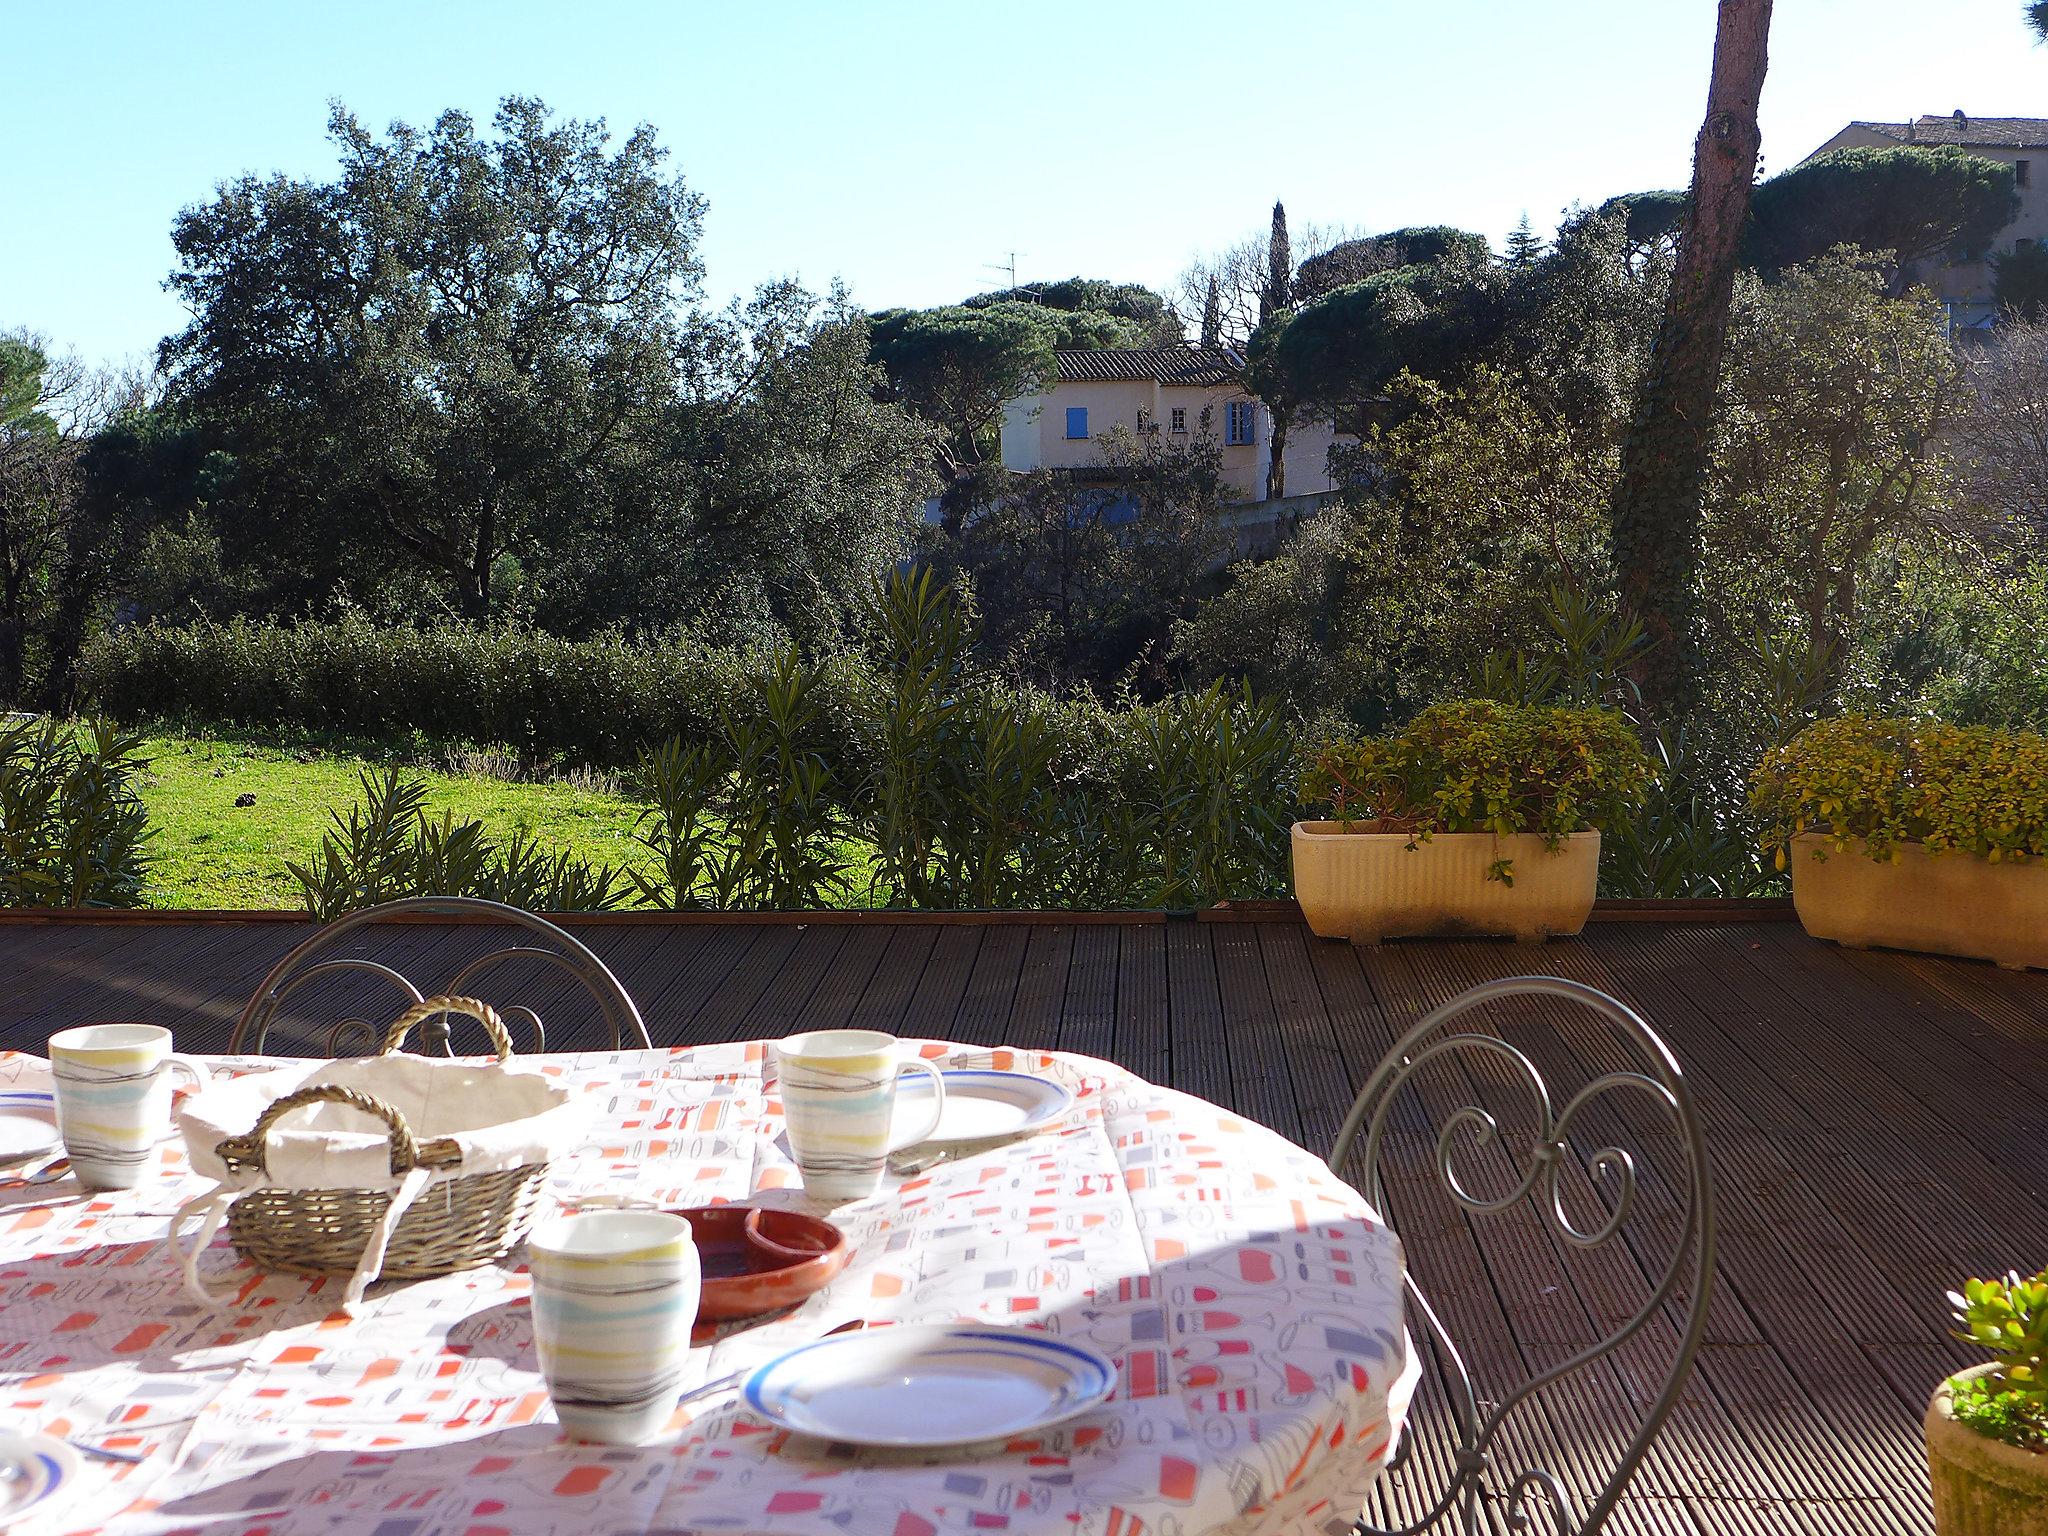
[671,1205,849,1321]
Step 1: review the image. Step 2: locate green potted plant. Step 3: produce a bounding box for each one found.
[1293,700,1651,944]
[1750,715,2048,969]
[1927,1270,2048,1533]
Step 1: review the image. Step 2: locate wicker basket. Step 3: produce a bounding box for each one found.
[180,997,561,1301]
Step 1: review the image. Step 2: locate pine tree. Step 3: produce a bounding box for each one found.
[1261,200,1291,322]
[1506,213,1545,268]
[1200,276,1222,349]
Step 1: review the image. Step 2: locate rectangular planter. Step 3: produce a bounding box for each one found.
[1790,831,2048,970]
[1290,823,1600,945]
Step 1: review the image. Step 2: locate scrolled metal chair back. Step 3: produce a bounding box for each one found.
[1329,976,1715,1536]
[232,897,650,1057]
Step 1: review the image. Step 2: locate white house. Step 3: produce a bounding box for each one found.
[1805,112,2048,327]
[998,346,1341,505]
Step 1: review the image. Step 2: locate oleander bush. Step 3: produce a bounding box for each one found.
[289,766,631,920]
[0,716,154,908]
[1299,699,1654,872]
[1949,1270,2048,1453]
[1749,714,2048,866]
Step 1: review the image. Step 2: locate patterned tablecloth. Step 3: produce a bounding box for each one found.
[0,1042,1417,1536]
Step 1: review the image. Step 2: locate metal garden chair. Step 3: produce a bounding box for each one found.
[1330,975,1716,1536]
[230,896,650,1057]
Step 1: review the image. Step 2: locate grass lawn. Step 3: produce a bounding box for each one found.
[135,734,656,909]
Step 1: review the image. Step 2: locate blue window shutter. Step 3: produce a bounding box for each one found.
[1066,406,1088,439]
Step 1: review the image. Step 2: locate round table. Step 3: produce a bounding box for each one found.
[0,1041,1416,1536]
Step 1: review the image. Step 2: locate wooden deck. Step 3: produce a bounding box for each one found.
[4,911,2042,1535]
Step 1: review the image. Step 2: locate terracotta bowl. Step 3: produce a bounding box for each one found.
[673,1205,849,1322]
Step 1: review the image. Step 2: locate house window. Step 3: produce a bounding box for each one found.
[1169,406,1187,433]
[1225,400,1257,446]
[1064,406,1089,440]
[2020,159,2033,187]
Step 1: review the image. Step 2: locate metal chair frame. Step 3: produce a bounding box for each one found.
[1331,976,1716,1536]
[231,897,651,1057]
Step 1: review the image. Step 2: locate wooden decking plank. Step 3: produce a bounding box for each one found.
[1058,926,1118,1061]
[1208,924,1302,1142]
[842,924,938,1029]
[1254,924,1356,1153]
[887,924,977,1042]
[788,922,898,1032]
[951,924,1026,1046]
[1112,925,1168,1085]
[1004,925,1074,1053]
[676,926,808,1045]
[1164,924,1229,1111]
[1859,947,2048,1093]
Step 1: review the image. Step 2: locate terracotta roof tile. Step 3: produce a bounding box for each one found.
[1052,347,1242,386]
[1852,115,2048,149]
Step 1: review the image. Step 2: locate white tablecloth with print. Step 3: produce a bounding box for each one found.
[0,1041,1417,1536]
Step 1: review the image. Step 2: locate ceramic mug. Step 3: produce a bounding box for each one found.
[47,1024,210,1190]
[529,1209,700,1445]
[772,1029,946,1202]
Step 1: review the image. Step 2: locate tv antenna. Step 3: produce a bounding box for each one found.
[983,252,1035,300]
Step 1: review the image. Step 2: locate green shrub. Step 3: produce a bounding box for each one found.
[1950,1270,2048,1453]
[0,718,154,909]
[1299,699,1653,881]
[287,767,629,920]
[1750,714,2048,867]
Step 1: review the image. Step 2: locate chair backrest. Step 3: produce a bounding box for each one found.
[1328,975,1715,1536]
[231,897,651,1057]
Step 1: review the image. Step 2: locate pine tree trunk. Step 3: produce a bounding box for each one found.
[1266,410,1288,501]
[1611,0,1773,721]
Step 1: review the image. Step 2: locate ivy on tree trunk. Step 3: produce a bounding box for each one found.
[1611,0,1773,721]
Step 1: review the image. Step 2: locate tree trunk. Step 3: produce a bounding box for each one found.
[1266,409,1289,502]
[1610,0,1773,721]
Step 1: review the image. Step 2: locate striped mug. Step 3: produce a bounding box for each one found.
[772,1029,946,1202]
[529,1209,700,1445]
[48,1024,210,1190]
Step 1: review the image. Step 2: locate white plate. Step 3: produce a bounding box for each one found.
[0,1095,59,1167]
[889,1070,1073,1147]
[742,1324,1115,1447]
[0,1432,80,1529]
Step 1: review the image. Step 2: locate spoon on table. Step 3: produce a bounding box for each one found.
[676,1317,867,1411]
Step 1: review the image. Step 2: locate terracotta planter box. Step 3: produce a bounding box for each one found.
[1789,832,2048,971]
[1926,1365,2048,1534]
[1290,823,1600,945]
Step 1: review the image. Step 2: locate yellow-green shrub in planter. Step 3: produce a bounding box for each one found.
[1751,716,2048,968]
[1925,1271,2048,1534]
[1294,701,1651,944]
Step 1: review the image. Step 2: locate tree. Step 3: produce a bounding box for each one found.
[868,303,1055,472]
[1748,146,2017,277]
[2028,1,2047,41]
[1707,253,1967,692]
[1610,0,1774,721]
[1173,217,1361,353]
[1246,255,1507,423]
[0,337,72,700]
[1293,228,1493,301]
[1262,201,1292,322]
[964,277,1181,347]
[1598,190,1690,273]
[927,428,1230,693]
[552,287,937,647]
[1506,214,1546,268]
[1993,241,2048,317]
[1200,277,1222,348]
[162,96,705,619]
[1952,308,2048,531]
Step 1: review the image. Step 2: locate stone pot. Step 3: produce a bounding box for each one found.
[1789,833,2048,971]
[1290,824,1600,945]
[1926,1363,2048,1534]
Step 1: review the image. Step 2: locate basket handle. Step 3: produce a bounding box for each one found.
[217,1084,423,1178]
[381,995,514,1062]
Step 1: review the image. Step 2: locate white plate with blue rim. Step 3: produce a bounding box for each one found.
[742,1324,1115,1447]
[0,1094,60,1167]
[887,1070,1072,1147]
[0,1432,80,1530]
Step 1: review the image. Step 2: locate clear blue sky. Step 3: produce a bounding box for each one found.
[7,0,2047,368]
